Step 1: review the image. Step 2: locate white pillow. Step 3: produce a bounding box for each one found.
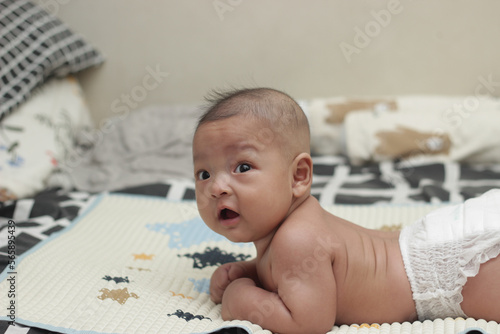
[0,76,94,199]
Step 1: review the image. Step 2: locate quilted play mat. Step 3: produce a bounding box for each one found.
[1,193,499,334]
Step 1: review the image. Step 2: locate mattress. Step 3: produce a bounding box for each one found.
[1,193,499,334]
[1,156,500,334]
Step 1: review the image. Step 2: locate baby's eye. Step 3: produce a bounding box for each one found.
[197,170,210,180]
[235,163,252,173]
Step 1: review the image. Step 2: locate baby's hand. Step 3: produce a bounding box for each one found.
[209,262,248,304]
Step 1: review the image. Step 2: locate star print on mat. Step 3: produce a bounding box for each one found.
[97,287,139,305]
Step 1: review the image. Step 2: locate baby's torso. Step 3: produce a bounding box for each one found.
[256,197,417,325]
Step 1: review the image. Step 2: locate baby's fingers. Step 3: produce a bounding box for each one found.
[227,262,246,281]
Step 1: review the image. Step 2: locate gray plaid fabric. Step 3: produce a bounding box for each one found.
[0,0,104,120]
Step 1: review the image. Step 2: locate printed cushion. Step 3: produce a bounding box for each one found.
[0,0,104,121]
[0,76,94,200]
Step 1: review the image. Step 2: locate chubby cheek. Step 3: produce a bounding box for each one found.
[195,187,210,211]
[195,189,214,224]
[198,207,219,234]
[259,185,292,219]
[243,189,289,223]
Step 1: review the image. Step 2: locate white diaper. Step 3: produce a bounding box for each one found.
[399,189,500,321]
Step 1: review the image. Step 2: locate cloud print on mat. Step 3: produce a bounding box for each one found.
[188,277,211,294]
[146,217,249,248]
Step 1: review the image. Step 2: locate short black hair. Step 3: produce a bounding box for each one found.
[196,87,309,136]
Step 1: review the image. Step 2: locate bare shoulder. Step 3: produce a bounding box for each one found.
[271,196,339,257]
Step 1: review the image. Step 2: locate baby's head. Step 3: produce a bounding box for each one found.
[193,88,313,243]
[195,87,310,161]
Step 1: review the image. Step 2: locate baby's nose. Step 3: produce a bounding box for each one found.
[211,190,227,199]
[210,174,231,198]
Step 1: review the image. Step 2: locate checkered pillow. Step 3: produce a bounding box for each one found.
[0,0,104,121]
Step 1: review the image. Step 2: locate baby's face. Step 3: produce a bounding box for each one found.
[193,115,295,243]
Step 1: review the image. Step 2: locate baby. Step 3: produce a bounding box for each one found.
[192,87,500,334]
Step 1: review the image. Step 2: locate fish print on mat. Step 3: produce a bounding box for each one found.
[168,309,212,322]
[133,253,154,260]
[170,291,193,299]
[180,247,252,269]
[102,275,130,284]
[126,266,151,272]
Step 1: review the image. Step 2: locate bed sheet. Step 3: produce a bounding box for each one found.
[1,156,500,334]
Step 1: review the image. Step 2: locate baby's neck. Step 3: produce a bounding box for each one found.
[253,229,278,259]
[253,194,314,258]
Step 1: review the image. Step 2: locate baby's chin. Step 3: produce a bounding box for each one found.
[225,235,253,244]
[222,231,255,244]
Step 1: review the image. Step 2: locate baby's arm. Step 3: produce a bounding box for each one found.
[209,259,259,304]
[220,229,337,334]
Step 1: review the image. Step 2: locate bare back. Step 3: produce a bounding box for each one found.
[256,196,418,326]
[327,210,417,324]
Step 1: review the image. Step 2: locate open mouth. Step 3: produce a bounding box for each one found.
[219,208,239,220]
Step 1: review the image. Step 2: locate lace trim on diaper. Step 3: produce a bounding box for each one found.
[400,223,500,321]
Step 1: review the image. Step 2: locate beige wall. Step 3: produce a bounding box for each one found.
[33,0,500,125]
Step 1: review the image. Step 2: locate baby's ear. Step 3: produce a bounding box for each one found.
[291,153,313,198]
